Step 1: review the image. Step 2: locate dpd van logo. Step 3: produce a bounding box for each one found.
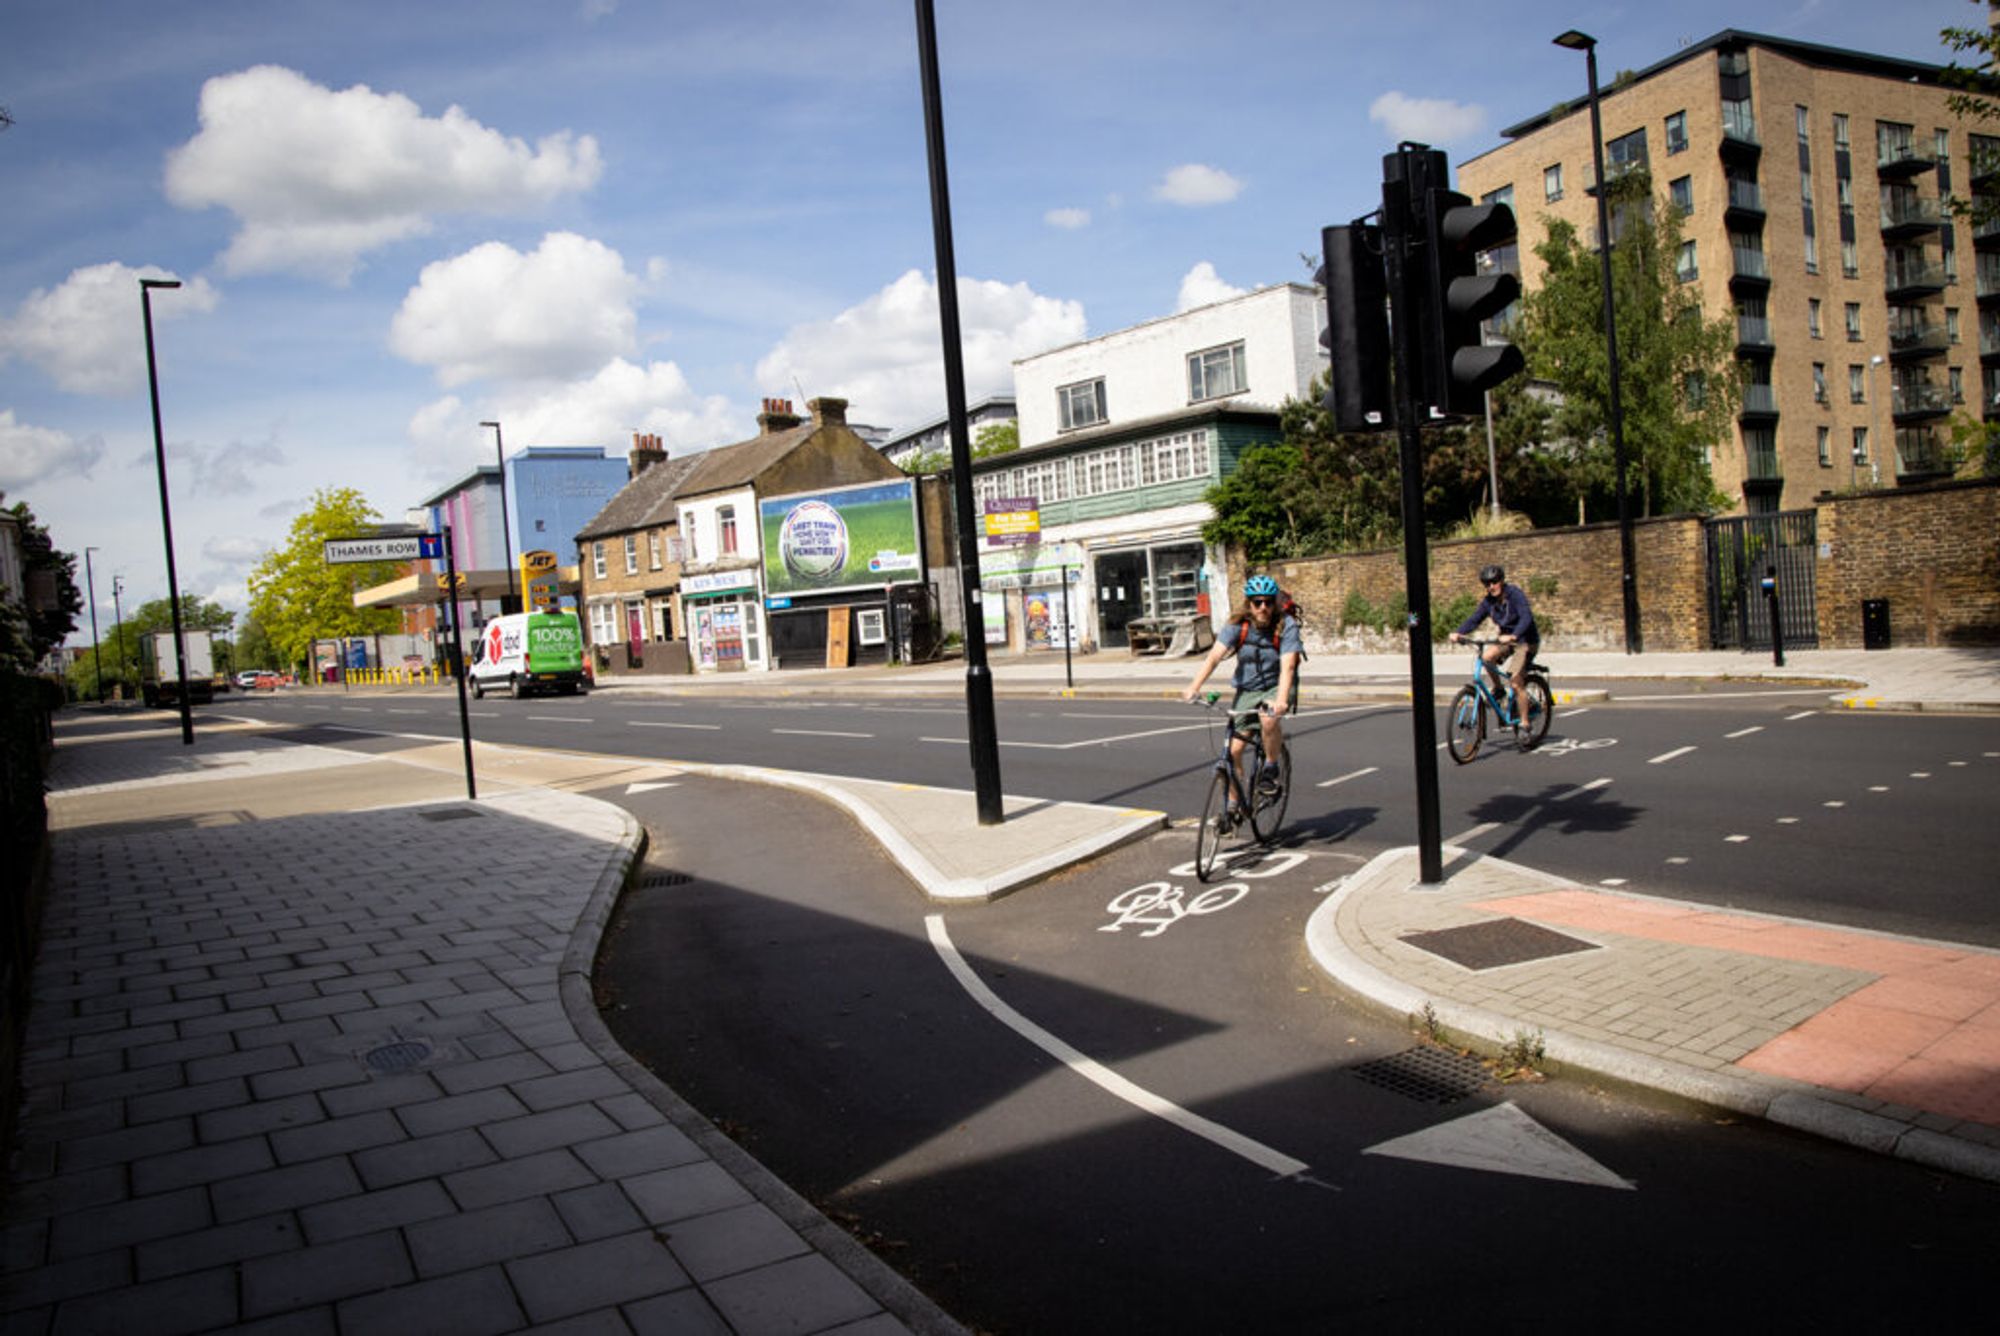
[485,623,503,665]
[778,500,848,583]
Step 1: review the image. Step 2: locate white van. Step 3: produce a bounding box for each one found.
[468,612,589,698]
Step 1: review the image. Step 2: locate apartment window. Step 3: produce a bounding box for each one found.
[1544,163,1563,202]
[1808,298,1823,338]
[1665,111,1688,154]
[1669,176,1693,215]
[1675,240,1698,282]
[1817,426,1832,467]
[589,601,619,645]
[1841,238,1858,279]
[1948,307,1962,343]
[1058,378,1107,431]
[1188,341,1247,402]
[1833,113,1849,149]
[718,505,738,556]
[1848,364,1866,403]
[1606,127,1648,179]
[1951,366,1965,403]
[1803,233,1819,274]
[623,535,638,574]
[1812,363,1827,404]
[591,541,606,579]
[1844,303,1862,341]
[1876,120,1917,168]
[648,531,662,571]
[1852,426,1869,464]
[1796,104,1810,141]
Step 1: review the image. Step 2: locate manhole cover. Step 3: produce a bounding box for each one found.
[1350,1047,1489,1105]
[363,1040,435,1073]
[1401,918,1599,971]
[418,807,485,822]
[636,870,692,889]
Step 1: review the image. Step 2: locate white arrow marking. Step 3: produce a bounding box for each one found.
[625,781,679,795]
[1364,1102,1634,1189]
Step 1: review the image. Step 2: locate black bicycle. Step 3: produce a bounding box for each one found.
[1191,693,1292,881]
[1445,639,1553,764]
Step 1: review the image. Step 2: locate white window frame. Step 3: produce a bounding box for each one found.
[592,542,606,579]
[1187,341,1247,403]
[719,504,739,556]
[856,608,886,646]
[589,600,620,644]
[649,531,663,570]
[623,535,638,574]
[1058,378,1107,431]
[1544,163,1563,202]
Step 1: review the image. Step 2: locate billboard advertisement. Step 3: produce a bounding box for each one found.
[758,478,923,598]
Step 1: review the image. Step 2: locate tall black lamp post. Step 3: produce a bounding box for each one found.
[140,276,196,743]
[480,421,515,613]
[111,574,129,693]
[84,547,104,703]
[1555,29,1642,654]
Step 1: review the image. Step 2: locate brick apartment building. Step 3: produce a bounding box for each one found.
[1458,29,1991,515]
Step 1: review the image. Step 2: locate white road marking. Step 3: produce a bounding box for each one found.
[1724,726,1763,739]
[1549,777,1614,803]
[1648,746,1696,764]
[1777,817,1799,824]
[1563,707,1591,717]
[630,720,720,731]
[1785,711,1816,721]
[1665,857,1689,865]
[1725,835,1750,843]
[1823,800,1846,808]
[1317,766,1379,789]
[925,916,1309,1179]
[1909,771,1932,779]
[1627,688,1832,702]
[1445,821,1500,846]
[1868,785,1889,793]
[340,707,372,713]
[1950,761,1968,767]
[1599,878,1628,887]
[772,728,873,739]
[625,781,678,795]
[528,715,590,723]
[388,708,427,715]
[1363,1102,1634,1190]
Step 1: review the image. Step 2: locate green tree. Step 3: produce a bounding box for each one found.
[0,495,83,670]
[1941,2,2000,226]
[247,488,403,669]
[1513,169,1738,517]
[233,614,279,671]
[900,418,1022,474]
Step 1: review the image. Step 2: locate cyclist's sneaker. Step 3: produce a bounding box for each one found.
[1256,763,1283,797]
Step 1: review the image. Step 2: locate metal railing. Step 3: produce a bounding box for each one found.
[1721,101,1759,144]
[1740,384,1778,414]
[1881,195,1945,230]
[1891,381,1953,416]
[1726,178,1764,211]
[1736,314,1773,344]
[1732,247,1770,278]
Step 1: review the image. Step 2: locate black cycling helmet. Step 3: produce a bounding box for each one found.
[1479,564,1505,585]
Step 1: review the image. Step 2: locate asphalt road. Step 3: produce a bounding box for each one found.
[221,685,2000,946]
[590,769,2000,1331]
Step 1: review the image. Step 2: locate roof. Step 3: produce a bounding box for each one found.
[1497,29,1952,143]
[673,421,818,497]
[418,462,500,507]
[573,453,704,542]
[973,401,1280,471]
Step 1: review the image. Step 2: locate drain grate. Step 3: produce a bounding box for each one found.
[363,1040,435,1073]
[1349,1046,1489,1105]
[636,870,693,889]
[418,807,485,822]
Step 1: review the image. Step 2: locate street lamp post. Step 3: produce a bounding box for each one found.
[1867,354,1886,486]
[140,276,194,745]
[1555,29,1643,655]
[479,421,515,613]
[84,547,104,703]
[111,574,129,695]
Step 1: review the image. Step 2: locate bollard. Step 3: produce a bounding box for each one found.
[1761,564,1784,668]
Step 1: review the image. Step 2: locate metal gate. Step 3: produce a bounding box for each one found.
[1705,510,1818,650]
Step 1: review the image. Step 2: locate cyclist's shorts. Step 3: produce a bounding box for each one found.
[1229,684,1298,738]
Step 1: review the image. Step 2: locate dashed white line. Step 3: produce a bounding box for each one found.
[1725,834,1750,843]
[1909,771,1932,779]
[1317,766,1379,789]
[630,720,720,731]
[387,708,427,715]
[1785,711,1816,721]
[528,715,590,723]
[1777,817,1799,824]
[1550,777,1614,803]
[1648,746,1697,765]
[1665,857,1690,865]
[1823,800,1846,808]
[1868,785,1889,793]
[1599,878,1628,887]
[1724,726,1763,739]
[1445,821,1500,846]
[926,916,1308,1179]
[773,728,873,739]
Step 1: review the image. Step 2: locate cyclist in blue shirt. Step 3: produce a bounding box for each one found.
[1182,574,1302,802]
[1449,564,1539,728]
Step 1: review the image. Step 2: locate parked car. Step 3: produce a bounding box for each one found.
[235,670,261,689]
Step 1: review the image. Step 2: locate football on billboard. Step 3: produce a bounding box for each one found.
[779,500,849,583]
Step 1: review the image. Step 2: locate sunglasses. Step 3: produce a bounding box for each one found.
[1248,597,1275,607]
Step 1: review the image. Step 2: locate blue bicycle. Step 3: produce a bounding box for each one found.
[1191,693,1291,881]
[1445,639,1552,763]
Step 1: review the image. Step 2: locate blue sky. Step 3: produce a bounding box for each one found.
[0,0,1973,633]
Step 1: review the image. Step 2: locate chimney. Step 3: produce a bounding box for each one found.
[807,396,848,427]
[755,397,803,434]
[628,431,667,477]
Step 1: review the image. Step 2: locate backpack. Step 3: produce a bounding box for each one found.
[1235,591,1308,663]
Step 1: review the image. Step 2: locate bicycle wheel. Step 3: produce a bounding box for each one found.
[1249,742,1292,844]
[1195,765,1232,882]
[1445,685,1484,764]
[1517,673,1553,751]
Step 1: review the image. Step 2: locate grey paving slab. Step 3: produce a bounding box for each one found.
[505,1230,693,1326]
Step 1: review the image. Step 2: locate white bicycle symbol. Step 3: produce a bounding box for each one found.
[1099,882,1247,937]
[1533,736,1618,758]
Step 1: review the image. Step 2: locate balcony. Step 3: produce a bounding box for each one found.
[1729,245,1771,291]
[1891,380,1953,422]
[1880,194,1946,239]
[1983,327,2000,363]
[1887,319,1950,361]
[1876,139,1938,181]
[1735,313,1774,352]
[1976,210,2000,250]
[1723,178,1765,227]
[1739,383,1779,419]
[1980,258,2000,303]
[1884,254,1947,300]
[1894,428,1952,483]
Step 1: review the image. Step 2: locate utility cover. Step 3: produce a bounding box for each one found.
[1402,917,1598,970]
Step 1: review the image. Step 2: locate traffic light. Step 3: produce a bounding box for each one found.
[1317,224,1392,433]
[1417,189,1524,417]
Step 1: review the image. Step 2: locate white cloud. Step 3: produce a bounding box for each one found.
[1152,164,1242,207]
[1176,262,1245,313]
[1368,91,1486,145]
[164,65,603,282]
[754,270,1087,433]
[1045,207,1091,230]
[202,535,270,565]
[407,359,739,476]
[0,263,219,396]
[0,410,105,490]
[168,438,287,499]
[390,232,638,387]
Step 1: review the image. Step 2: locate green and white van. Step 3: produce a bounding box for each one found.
[468,611,588,698]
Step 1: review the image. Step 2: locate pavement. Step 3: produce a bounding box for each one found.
[5,643,1999,1331]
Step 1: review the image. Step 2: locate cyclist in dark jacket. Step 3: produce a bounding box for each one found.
[1450,564,1539,726]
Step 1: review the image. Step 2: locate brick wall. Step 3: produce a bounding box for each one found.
[1816,478,2000,647]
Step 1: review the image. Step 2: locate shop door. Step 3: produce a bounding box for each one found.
[1093,551,1147,648]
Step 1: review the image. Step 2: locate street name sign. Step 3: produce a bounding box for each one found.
[324,533,443,564]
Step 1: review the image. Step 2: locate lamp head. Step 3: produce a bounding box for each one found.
[1554,29,1595,51]
[479,421,500,429]
[139,278,182,291]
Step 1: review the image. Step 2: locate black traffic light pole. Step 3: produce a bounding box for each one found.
[1382,146,1445,885]
[443,524,477,800]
